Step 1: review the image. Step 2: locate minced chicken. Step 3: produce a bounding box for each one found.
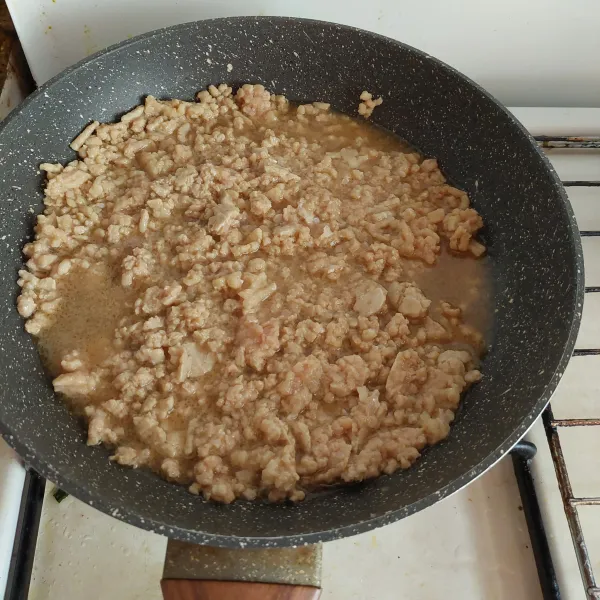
[18,84,486,503]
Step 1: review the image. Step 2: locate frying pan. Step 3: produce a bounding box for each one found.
[0,16,583,548]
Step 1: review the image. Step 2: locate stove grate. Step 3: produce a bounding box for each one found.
[538,136,600,600]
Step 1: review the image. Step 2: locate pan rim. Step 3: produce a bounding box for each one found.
[0,15,584,547]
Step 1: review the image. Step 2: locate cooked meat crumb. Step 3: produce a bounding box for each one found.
[18,84,487,503]
[358,91,383,118]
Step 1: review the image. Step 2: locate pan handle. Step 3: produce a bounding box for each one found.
[161,579,321,599]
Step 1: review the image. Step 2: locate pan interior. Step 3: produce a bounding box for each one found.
[0,17,582,546]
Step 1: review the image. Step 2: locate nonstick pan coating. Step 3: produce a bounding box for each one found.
[0,17,583,547]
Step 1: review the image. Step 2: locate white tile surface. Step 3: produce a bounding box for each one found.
[582,238,600,286]
[552,355,600,420]
[577,506,600,581]
[509,108,600,137]
[545,150,600,182]
[568,187,600,233]
[577,294,600,349]
[556,427,600,499]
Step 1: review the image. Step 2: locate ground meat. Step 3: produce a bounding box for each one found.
[18,84,488,503]
[358,91,383,118]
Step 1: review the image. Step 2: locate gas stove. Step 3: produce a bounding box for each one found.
[1,4,600,598]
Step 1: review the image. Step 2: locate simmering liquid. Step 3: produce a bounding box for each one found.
[20,84,491,503]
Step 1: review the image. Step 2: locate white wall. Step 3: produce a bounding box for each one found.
[7,0,600,106]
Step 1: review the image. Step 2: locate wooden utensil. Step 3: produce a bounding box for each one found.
[161,540,322,600]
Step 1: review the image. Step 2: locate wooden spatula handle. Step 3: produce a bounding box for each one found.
[161,579,321,600]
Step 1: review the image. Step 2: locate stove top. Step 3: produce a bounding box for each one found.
[1,7,600,596]
[1,109,598,600]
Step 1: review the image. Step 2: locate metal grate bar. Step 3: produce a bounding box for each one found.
[4,470,45,600]
[543,408,598,597]
[511,441,561,600]
[537,137,600,149]
[571,498,600,507]
[551,418,600,427]
[573,349,600,356]
[537,135,600,599]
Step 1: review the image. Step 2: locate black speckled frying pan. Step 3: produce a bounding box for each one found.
[0,17,583,548]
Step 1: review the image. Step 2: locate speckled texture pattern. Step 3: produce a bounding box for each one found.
[0,17,583,547]
[163,541,321,585]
